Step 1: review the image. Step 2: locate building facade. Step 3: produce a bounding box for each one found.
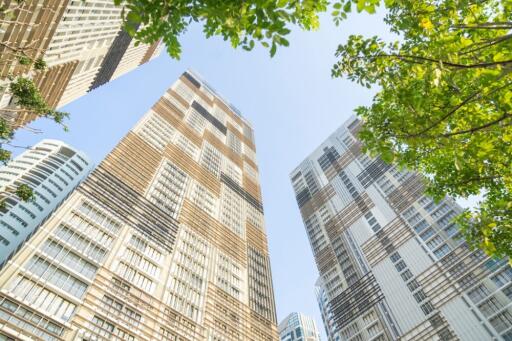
[315,278,338,341]
[0,71,278,341]
[0,0,161,127]
[290,118,512,341]
[0,139,91,266]
[279,312,321,341]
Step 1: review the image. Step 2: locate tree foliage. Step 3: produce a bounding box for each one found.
[331,0,512,259]
[0,183,35,210]
[117,0,328,58]
[1,55,68,207]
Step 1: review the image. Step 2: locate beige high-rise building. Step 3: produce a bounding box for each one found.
[0,0,161,127]
[0,71,278,341]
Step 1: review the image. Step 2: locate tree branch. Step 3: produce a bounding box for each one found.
[459,33,512,56]
[373,53,512,69]
[400,81,512,138]
[449,175,502,187]
[412,113,511,139]
[452,22,512,30]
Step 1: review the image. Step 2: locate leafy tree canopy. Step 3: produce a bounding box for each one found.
[117,0,328,58]
[1,56,66,207]
[331,0,512,259]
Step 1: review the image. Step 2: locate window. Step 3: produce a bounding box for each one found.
[227,131,242,155]
[223,159,243,185]
[427,236,443,249]
[0,235,9,246]
[25,256,88,298]
[90,315,115,337]
[18,205,36,219]
[0,298,65,338]
[492,268,512,288]
[420,228,435,241]
[172,81,195,103]
[9,212,28,227]
[401,270,413,281]
[414,219,429,233]
[8,275,76,321]
[407,212,422,225]
[367,322,380,337]
[216,253,244,300]
[174,133,200,160]
[162,93,187,117]
[53,225,107,263]
[129,235,162,262]
[146,160,188,219]
[407,280,420,292]
[444,223,458,237]
[362,311,376,325]
[41,240,97,279]
[395,261,407,272]
[134,112,175,150]
[502,330,512,341]
[503,285,512,300]
[116,262,155,293]
[219,186,244,237]
[340,321,359,340]
[414,290,427,303]
[434,244,451,258]
[246,203,264,230]
[77,202,121,235]
[167,227,209,323]
[244,162,259,182]
[201,142,222,177]
[1,221,19,236]
[122,248,159,277]
[186,109,207,135]
[161,327,178,341]
[478,297,504,317]
[490,311,512,333]
[421,301,435,315]
[188,181,218,217]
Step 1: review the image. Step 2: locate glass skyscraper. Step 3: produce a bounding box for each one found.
[291,117,512,340]
[0,71,278,340]
[279,312,321,341]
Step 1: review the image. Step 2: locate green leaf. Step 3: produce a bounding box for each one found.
[270,43,277,57]
[454,157,461,171]
[343,1,352,12]
[127,11,141,24]
[357,0,366,12]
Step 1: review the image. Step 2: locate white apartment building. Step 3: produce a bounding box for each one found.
[291,118,512,341]
[0,139,91,266]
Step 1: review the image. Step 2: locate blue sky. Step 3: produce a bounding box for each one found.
[11,11,390,339]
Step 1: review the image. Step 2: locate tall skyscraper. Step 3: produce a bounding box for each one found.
[0,71,278,340]
[0,0,161,127]
[290,117,512,341]
[0,139,91,266]
[279,312,321,341]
